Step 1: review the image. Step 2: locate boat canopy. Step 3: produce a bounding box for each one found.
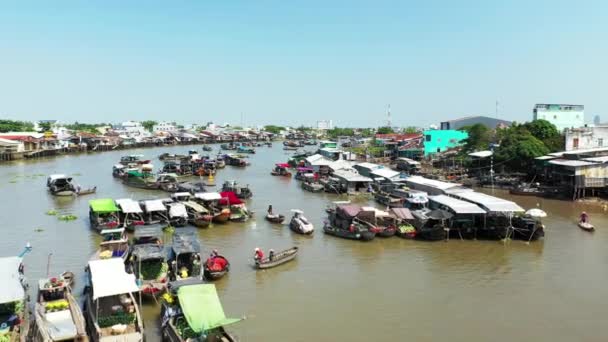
[100,228,125,236]
[178,284,242,333]
[171,192,192,199]
[429,195,486,214]
[361,206,392,217]
[143,199,166,212]
[297,167,314,172]
[48,174,71,181]
[219,191,243,205]
[194,192,222,201]
[113,164,125,170]
[126,170,147,177]
[446,190,524,213]
[115,199,143,214]
[172,230,201,255]
[337,204,362,218]
[183,201,209,213]
[88,258,140,300]
[390,208,414,220]
[134,225,163,239]
[131,244,164,260]
[89,198,119,213]
[0,257,24,304]
[169,203,188,218]
[275,163,290,168]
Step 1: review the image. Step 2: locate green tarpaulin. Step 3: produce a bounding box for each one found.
[178,284,241,333]
[89,198,119,213]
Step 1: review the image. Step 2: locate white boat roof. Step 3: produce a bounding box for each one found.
[113,164,125,169]
[361,206,391,217]
[88,259,140,300]
[100,228,125,235]
[0,257,24,304]
[172,192,192,198]
[371,168,400,179]
[143,199,166,212]
[468,150,493,158]
[169,203,188,218]
[332,169,372,183]
[183,201,208,212]
[447,190,524,213]
[405,176,462,191]
[115,199,143,214]
[48,174,69,180]
[429,195,486,214]
[194,192,222,201]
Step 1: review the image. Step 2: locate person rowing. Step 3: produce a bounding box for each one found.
[254,247,264,262]
[580,211,589,223]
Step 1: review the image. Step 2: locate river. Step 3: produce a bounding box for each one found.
[1,145,607,342]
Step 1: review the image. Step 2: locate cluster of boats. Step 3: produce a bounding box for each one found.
[221,141,271,153]
[282,139,316,150]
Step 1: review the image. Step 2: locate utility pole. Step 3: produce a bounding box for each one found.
[495,100,499,118]
[387,104,391,128]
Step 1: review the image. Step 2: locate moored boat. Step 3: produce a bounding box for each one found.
[141,199,169,225]
[115,198,145,230]
[194,192,230,224]
[578,221,594,231]
[0,256,29,342]
[88,199,120,232]
[128,244,168,297]
[265,213,285,224]
[46,174,76,196]
[167,202,189,227]
[90,228,129,262]
[168,230,202,282]
[289,210,314,234]
[270,163,292,177]
[160,283,241,342]
[183,201,213,228]
[254,247,298,269]
[301,176,324,192]
[324,204,377,241]
[29,274,88,342]
[83,259,144,342]
[203,255,230,281]
[221,180,253,199]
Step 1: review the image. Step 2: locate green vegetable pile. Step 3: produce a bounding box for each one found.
[176,317,198,339]
[45,300,69,312]
[46,210,58,216]
[58,214,78,221]
[98,312,136,328]
[139,261,168,280]
[0,332,10,342]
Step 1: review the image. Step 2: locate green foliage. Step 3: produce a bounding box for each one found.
[494,124,549,171]
[38,121,52,132]
[263,125,285,134]
[376,126,394,134]
[98,313,136,328]
[141,120,157,132]
[327,127,355,139]
[404,126,418,134]
[461,124,493,153]
[296,125,312,132]
[358,128,374,137]
[0,120,35,133]
[523,119,563,151]
[64,122,103,134]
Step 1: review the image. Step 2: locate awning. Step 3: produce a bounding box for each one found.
[275,163,290,168]
[88,258,139,300]
[143,199,166,212]
[219,192,243,205]
[89,199,119,213]
[337,204,362,218]
[115,199,143,214]
[390,208,414,220]
[134,225,163,239]
[370,168,400,180]
[178,284,242,333]
[172,230,201,254]
[429,195,486,214]
[169,203,188,218]
[183,201,209,213]
[131,244,165,260]
[0,257,24,304]
[194,192,222,201]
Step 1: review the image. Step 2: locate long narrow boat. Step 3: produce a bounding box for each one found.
[578,221,594,232]
[90,228,129,262]
[161,282,241,342]
[83,259,144,342]
[29,274,88,341]
[254,247,298,269]
[0,257,29,342]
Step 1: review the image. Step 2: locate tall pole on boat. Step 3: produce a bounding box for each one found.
[46,253,53,278]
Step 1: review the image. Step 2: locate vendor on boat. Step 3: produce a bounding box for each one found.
[254,247,264,261]
[269,249,275,261]
[267,205,273,216]
[210,249,219,259]
[580,211,589,223]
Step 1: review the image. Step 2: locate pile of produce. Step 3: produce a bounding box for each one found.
[46,210,58,216]
[139,261,168,280]
[45,300,69,312]
[98,313,136,328]
[398,224,416,233]
[58,214,78,221]
[175,318,198,339]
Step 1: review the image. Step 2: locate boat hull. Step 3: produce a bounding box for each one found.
[578,222,594,231]
[255,247,298,269]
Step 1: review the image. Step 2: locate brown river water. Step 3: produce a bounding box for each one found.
[1,144,607,341]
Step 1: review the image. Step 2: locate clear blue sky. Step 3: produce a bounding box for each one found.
[0,1,606,127]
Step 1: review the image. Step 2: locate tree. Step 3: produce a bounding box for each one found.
[263,125,284,134]
[461,124,493,153]
[38,121,52,132]
[64,122,103,134]
[327,127,355,139]
[141,120,157,132]
[376,126,394,134]
[296,125,312,132]
[523,119,563,151]
[404,126,418,134]
[494,126,549,172]
[0,120,35,133]
[358,128,374,137]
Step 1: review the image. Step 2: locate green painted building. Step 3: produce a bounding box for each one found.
[423,129,468,156]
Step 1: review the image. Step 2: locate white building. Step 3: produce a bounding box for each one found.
[114,121,148,137]
[533,104,585,132]
[317,120,333,130]
[564,125,608,151]
[153,121,177,133]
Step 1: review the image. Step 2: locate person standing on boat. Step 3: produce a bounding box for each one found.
[580,211,589,223]
[269,249,275,261]
[210,249,219,259]
[267,205,273,216]
[254,247,264,261]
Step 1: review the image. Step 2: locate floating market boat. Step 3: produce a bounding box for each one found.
[46,174,76,196]
[83,259,144,342]
[203,255,230,281]
[221,180,252,199]
[0,256,29,342]
[167,202,189,227]
[141,199,169,225]
[391,208,417,239]
[219,192,252,222]
[171,192,193,202]
[254,247,298,269]
[265,213,285,224]
[237,145,255,154]
[411,210,449,241]
[578,221,594,232]
[128,244,168,297]
[202,146,213,152]
[91,228,129,262]
[168,230,202,282]
[183,201,213,228]
[29,274,88,342]
[194,193,230,224]
[215,155,226,169]
[132,225,164,247]
[360,207,397,237]
[115,199,145,230]
[160,283,241,342]
[324,204,376,241]
[294,167,314,181]
[289,210,314,234]
[122,171,180,192]
[270,163,292,177]
[374,191,403,208]
[301,175,324,193]
[220,143,237,151]
[120,154,149,166]
[223,154,249,167]
[88,199,120,232]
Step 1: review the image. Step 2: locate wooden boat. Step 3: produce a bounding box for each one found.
[255,247,298,269]
[323,222,376,241]
[1,257,29,342]
[265,213,285,224]
[29,274,88,342]
[289,210,314,234]
[89,199,120,232]
[325,204,377,241]
[122,171,180,192]
[509,186,545,196]
[168,230,203,282]
[270,163,292,177]
[75,187,97,196]
[160,283,241,342]
[90,228,129,262]
[128,244,168,297]
[203,256,230,281]
[183,201,213,228]
[47,174,76,196]
[141,199,169,225]
[202,146,213,152]
[228,205,252,222]
[120,154,148,165]
[115,198,145,230]
[237,146,255,154]
[167,202,189,227]
[578,221,594,231]
[294,167,314,181]
[396,223,417,239]
[221,181,253,199]
[83,259,144,342]
[301,179,325,192]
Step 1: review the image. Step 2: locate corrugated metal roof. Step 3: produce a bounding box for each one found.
[582,156,608,163]
[447,191,524,213]
[548,159,597,167]
[371,168,400,179]
[429,195,486,214]
[405,176,462,190]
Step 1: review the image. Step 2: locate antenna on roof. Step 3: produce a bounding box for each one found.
[495,100,499,118]
[387,104,392,127]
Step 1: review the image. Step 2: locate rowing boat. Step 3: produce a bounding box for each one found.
[578,221,594,232]
[254,247,298,269]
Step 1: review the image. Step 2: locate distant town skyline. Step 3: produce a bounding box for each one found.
[0,1,605,126]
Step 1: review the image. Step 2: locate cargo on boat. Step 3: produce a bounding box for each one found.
[128,244,168,297]
[89,199,120,232]
[0,256,29,342]
[91,228,129,262]
[141,199,169,225]
[168,230,202,282]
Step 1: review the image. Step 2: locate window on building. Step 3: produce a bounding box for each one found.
[599,138,603,147]
[425,135,431,142]
[573,138,579,149]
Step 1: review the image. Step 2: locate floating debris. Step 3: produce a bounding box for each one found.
[163,225,175,234]
[46,210,58,216]
[34,228,44,232]
[58,214,78,221]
